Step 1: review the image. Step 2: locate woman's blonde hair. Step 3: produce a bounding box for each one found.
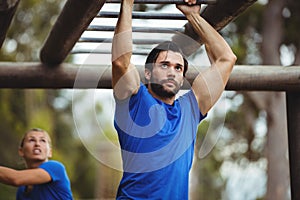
[20,128,52,148]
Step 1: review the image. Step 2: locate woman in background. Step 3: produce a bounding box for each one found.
[0,128,73,200]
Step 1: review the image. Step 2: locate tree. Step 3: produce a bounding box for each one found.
[261,0,290,199]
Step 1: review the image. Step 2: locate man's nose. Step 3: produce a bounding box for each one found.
[167,67,176,77]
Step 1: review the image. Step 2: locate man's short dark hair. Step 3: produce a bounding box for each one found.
[145,41,189,76]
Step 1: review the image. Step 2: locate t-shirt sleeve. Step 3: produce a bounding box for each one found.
[39,160,67,182]
[179,90,207,123]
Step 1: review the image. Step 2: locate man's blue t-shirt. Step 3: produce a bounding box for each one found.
[114,83,206,199]
[16,160,73,200]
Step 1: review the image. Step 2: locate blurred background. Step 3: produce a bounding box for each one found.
[0,0,299,199]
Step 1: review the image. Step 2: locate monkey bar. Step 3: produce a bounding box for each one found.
[106,0,217,4]
[98,11,186,20]
[38,0,257,65]
[86,25,183,33]
[0,0,300,199]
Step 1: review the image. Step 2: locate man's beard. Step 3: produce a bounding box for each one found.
[149,79,180,98]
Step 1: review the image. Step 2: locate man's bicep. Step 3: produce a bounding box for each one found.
[192,66,225,115]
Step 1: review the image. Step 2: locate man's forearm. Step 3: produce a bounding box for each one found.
[112,0,134,64]
[111,0,140,99]
[186,12,235,63]
[178,4,236,115]
[115,0,134,34]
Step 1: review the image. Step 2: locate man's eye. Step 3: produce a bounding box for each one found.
[160,64,168,69]
[175,66,183,72]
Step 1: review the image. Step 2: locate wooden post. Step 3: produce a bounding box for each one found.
[0,0,20,48]
[40,0,106,65]
[286,92,300,200]
[173,0,258,55]
[0,63,299,91]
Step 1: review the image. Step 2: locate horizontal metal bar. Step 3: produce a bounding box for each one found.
[87,25,184,33]
[106,0,217,4]
[0,62,299,91]
[78,37,168,44]
[71,49,149,55]
[98,11,186,20]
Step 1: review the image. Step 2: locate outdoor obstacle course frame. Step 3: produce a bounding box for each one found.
[1,0,300,199]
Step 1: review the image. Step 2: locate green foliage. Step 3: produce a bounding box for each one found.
[0,89,101,199]
[229,3,265,65]
[0,185,17,200]
[0,90,27,168]
[0,90,27,199]
[284,1,300,46]
[0,90,28,199]
[193,121,224,200]
[0,0,100,198]
[1,0,63,62]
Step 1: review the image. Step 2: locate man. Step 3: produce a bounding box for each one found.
[111,0,236,199]
[0,128,73,199]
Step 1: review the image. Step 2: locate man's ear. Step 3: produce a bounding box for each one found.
[145,68,151,81]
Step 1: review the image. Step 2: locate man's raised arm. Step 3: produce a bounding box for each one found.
[177,2,237,115]
[111,0,140,100]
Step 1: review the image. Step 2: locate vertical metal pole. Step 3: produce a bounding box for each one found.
[286,92,300,200]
